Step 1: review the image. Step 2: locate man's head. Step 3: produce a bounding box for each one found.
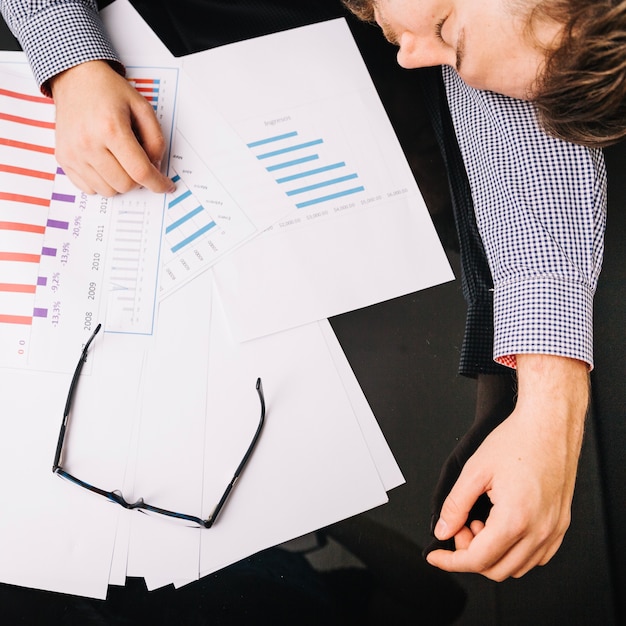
[343,0,626,147]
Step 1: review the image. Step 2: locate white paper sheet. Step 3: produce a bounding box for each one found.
[0,329,149,597]
[182,19,454,340]
[126,271,399,591]
[0,373,117,598]
[318,320,405,491]
[0,54,159,596]
[106,3,453,338]
[193,283,391,579]
[125,270,212,589]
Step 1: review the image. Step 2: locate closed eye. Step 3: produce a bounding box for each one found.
[435,17,447,43]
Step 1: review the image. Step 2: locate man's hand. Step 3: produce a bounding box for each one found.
[50,60,175,196]
[426,354,588,581]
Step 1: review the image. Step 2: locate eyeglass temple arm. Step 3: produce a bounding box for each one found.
[53,324,102,472]
[205,377,266,528]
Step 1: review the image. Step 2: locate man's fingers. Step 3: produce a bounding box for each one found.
[65,142,139,197]
[62,139,174,196]
[61,166,95,196]
[450,526,475,551]
[427,534,525,581]
[430,499,527,572]
[110,127,174,193]
[119,95,174,193]
[434,461,490,540]
[468,519,485,536]
[62,162,119,197]
[130,96,168,166]
[428,504,564,581]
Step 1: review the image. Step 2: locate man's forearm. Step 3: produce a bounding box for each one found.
[427,352,588,580]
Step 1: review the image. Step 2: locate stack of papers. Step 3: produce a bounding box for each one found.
[0,0,452,598]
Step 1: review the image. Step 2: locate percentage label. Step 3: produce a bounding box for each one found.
[51,301,61,327]
[60,242,70,266]
[72,215,82,238]
[51,272,61,293]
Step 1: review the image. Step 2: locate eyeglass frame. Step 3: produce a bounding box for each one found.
[52,322,266,529]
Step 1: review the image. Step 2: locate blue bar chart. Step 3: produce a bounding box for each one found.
[159,132,257,296]
[165,175,217,253]
[247,130,364,210]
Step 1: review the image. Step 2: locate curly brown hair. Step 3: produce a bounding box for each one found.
[534,0,626,147]
[342,0,626,147]
[341,0,376,23]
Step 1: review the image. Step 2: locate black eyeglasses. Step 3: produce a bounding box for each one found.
[53,323,266,528]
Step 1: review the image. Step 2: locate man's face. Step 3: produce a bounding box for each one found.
[370,0,559,99]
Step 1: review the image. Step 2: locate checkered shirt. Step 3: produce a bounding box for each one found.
[442,66,607,369]
[0,0,122,94]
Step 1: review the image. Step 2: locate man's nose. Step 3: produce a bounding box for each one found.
[396,32,446,69]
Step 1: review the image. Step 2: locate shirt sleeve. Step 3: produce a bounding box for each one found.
[0,0,123,94]
[442,66,607,370]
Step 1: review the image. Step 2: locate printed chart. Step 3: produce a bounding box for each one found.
[126,67,177,136]
[246,128,364,210]
[158,132,256,295]
[235,92,413,239]
[0,65,178,372]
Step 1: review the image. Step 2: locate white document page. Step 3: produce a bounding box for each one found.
[0,372,119,598]
[125,270,212,589]
[0,328,150,597]
[102,1,298,297]
[182,19,454,340]
[195,283,391,579]
[319,319,405,491]
[126,272,399,590]
[0,57,159,597]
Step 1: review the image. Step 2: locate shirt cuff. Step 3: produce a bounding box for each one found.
[14,2,123,96]
[458,297,511,377]
[493,276,595,370]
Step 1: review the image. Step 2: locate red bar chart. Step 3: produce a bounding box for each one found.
[0,65,178,371]
[0,72,57,350]
[127,67,177,129]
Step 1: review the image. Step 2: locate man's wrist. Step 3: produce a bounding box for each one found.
[514,353,589,442]
[48,59,121,99]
